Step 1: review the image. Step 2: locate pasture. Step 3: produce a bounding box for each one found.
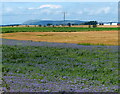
[1,26,119,92]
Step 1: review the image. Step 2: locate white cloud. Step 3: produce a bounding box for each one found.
[18,7,23,9]
[96,7,111,14]
[39,4,62,9]
[28,7,35,10]
[27,4,62,15]
[40,9,52,14]
[77,11,83,14]
[5,7,13,13]
[83,7,111,15]
[1,0,119,2]
[27,4,62,10]
[40,9,62,15]
[103,7,111,14]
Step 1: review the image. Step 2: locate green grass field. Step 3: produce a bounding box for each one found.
[1,27,118,33]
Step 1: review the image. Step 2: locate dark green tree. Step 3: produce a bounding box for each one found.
[67,23,71,27]
[83,21,98,28]
[38,24,41,27]
[47,23,52,26]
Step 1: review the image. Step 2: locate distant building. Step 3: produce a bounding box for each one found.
[111,22,118,25]
[98,22,118,25]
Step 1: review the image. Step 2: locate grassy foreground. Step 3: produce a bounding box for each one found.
[1,27,118,33]
[2,45,118,92]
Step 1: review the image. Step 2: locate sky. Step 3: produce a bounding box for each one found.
[1,0,119,2]
[1,2,118,25]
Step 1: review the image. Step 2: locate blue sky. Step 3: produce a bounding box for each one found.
[1,2,118,25]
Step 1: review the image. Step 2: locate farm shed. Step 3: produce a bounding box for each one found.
[111,22,118,25]
[98,22,118,25]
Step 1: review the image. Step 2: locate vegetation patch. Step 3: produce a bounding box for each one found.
[2,45,118,92]
[1,27,118,33]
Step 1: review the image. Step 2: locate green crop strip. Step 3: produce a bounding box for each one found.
[1,27,118,33]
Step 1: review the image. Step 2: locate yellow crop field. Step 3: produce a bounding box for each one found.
[1,31,118,45]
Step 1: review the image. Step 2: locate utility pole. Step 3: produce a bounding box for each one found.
[63,12,66,21]
[63,12,67,26]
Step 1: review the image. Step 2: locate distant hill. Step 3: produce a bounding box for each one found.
[1,21,118,27]
[23,20,87,26]
[0,24,21,27]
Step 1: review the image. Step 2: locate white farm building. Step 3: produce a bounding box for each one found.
[111,22,118,25]
[98,22,118,25]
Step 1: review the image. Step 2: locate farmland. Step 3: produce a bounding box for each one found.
[1,27,118,46]
[2,41,118,92]
[1,27,118,33]
[1,31,118,45]
[1,26,119,92]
